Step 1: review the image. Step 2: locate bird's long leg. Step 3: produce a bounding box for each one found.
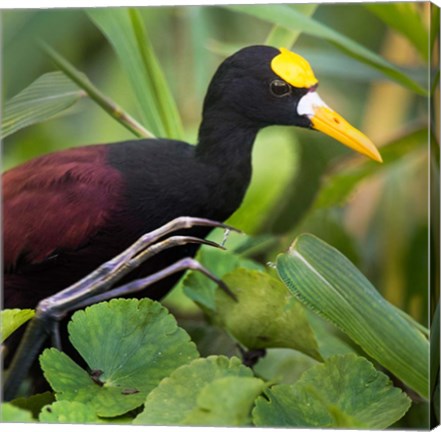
[4,217,238,401]
[45,235,230,318]
[71,257,234,310]
[39,217,239,314]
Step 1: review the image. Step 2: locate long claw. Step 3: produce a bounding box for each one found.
[70,257,237,310]
[171,216,242,234]
[216,280,238,302]
[175,236,226,250]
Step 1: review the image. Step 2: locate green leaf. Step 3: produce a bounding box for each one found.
[1,72,84,139]
[265,4,319,48]
[10,392,54,419]
[40,298,198,417]
[431,6,440,54]
[253,354,411,428]
[431,303,440,422]
[215,269,321,361]
[38,401,133,424]
[182,246,263,311]
[41,43,153,139]
[253,349,319,385]
[297,49,427,84]
[313,126,428,209]
[306,312,357,359]
[87,8,183,139]
[1,308,35,343]
[39,401,104,424]
[1,403,34,423]
[207,42,427,85]
[276,234,429,398]
[134,355,253,425]
[365,3,429,61]
[183,376,265,426]
[226,4,427,95]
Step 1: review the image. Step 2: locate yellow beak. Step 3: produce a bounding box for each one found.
[298,92,383,163]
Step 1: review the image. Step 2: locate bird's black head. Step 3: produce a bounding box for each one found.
[202,45,382,162]
[203,45,311,129]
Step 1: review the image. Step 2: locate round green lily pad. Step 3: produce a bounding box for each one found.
[39,401,103,424]
[40,298,199,417]
[1,403,34,423]
[134,355,254,425]
[183,376,266,426]
[253,353,411,429]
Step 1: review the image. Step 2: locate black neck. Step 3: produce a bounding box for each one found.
[195,108,259,170]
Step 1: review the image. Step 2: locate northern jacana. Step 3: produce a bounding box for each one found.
[3,45,382,398]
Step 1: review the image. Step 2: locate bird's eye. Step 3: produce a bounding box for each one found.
[270,80,291,97]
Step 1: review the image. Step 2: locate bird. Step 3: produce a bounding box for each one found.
[3,45,382,383]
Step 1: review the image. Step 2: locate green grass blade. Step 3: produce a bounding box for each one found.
[265,4,319,48]
[276,234,429,399]
[128,9,184,140]
[391,303,429,337]
[87,8,183,140]
[41,43,154,139]
[365,3,429,61]
[188,7,212,100]
[226,4,427,95]
[1,72,85,139]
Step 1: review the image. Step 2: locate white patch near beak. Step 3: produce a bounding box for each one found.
[297,92,329,117]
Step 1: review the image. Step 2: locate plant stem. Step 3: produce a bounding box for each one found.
[40,41,155,139]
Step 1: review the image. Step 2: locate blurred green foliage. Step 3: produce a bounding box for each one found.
[2,3,437,428]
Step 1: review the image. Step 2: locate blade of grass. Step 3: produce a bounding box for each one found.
[390,304,429,337]
[1,72,85,139]
[265,4,319,48]
[226,4,427,95]
[365,3,429,61]
[188,7,215,100]
[40,42,153,139]
[128,9,184,140]
[87,8,183,140]
[277,234,429,399]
